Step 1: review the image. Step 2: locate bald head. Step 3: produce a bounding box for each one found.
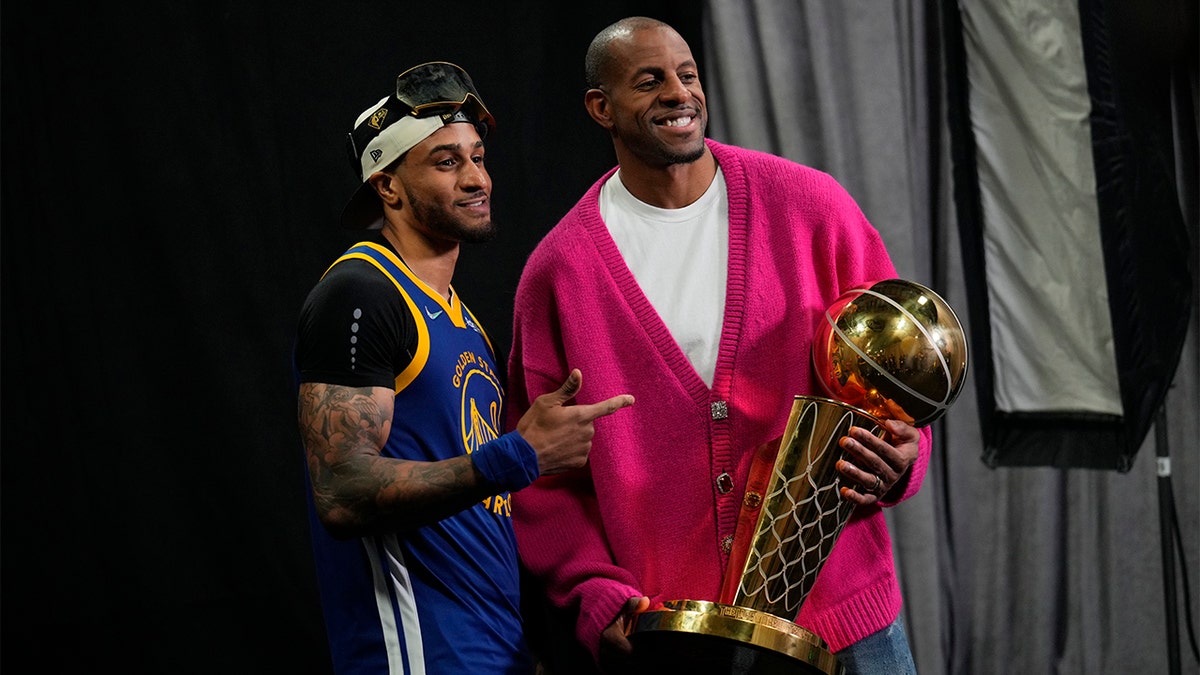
[584,16,680,89]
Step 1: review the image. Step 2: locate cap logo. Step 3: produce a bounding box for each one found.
[368,107,389,130]
[369,149,384,163]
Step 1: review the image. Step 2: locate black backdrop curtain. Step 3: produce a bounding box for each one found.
[1,4,700,672]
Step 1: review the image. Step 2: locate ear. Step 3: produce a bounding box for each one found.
[368,171,403,209]
[584,88,613,129]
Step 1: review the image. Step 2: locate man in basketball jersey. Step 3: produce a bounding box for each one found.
[295,61,634,674]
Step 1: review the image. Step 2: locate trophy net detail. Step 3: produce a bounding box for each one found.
[732,398,875,618]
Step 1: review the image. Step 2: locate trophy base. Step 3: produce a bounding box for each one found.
[627,600,842,675]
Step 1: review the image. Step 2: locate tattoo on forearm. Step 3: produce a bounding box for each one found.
[298,383,482,530]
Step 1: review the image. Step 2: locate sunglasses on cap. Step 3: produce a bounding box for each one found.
[395,61,494,123]
[346,61,495,167]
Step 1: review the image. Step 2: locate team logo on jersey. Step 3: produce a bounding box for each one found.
[455,351,508,514]
[455,351,503,455]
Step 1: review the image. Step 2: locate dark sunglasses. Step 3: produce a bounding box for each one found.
[347,61,495,166]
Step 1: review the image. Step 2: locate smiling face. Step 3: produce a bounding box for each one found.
[591,24,708,169]
[390,121,496,244]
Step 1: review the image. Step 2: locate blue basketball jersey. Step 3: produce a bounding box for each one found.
[305,242,531,675]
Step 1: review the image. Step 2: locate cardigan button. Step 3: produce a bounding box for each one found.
[721,535,734,553]
[710,400,728,420]
[716,472,734,494]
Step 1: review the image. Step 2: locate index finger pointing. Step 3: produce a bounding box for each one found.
[579,394,635,420]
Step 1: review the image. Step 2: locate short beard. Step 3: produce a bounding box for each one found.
[661,144,706,165]
[406,193,498,243]
[622,128,707,167]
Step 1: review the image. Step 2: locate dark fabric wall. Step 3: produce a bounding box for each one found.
[0,4,700,672]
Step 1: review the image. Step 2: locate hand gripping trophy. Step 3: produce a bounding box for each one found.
[630,279,968,674]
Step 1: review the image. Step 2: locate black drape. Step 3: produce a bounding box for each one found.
[1,4,700,672]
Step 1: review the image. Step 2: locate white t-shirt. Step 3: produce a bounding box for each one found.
[600,168,729,387]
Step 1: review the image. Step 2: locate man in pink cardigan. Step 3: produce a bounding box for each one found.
[506,16,930,675]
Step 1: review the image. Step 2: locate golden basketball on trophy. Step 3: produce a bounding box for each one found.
[811,278,968,428]
[629,279,968,674]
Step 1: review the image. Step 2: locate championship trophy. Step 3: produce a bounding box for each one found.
[628,279,968,674]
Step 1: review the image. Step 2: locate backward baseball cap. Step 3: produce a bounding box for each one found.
[341,61,496,230]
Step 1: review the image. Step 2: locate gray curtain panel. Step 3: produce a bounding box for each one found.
[701,1,1199,673]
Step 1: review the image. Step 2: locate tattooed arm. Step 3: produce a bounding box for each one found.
[297,382,489,538]
[298,373,634,539]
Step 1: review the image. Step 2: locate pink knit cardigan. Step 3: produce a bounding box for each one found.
[506,139,932,660]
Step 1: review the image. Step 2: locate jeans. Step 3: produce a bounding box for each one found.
[834,614,917,675]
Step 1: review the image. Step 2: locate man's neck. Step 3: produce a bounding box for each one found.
[381,225,458,301]
[615,149,717,210]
